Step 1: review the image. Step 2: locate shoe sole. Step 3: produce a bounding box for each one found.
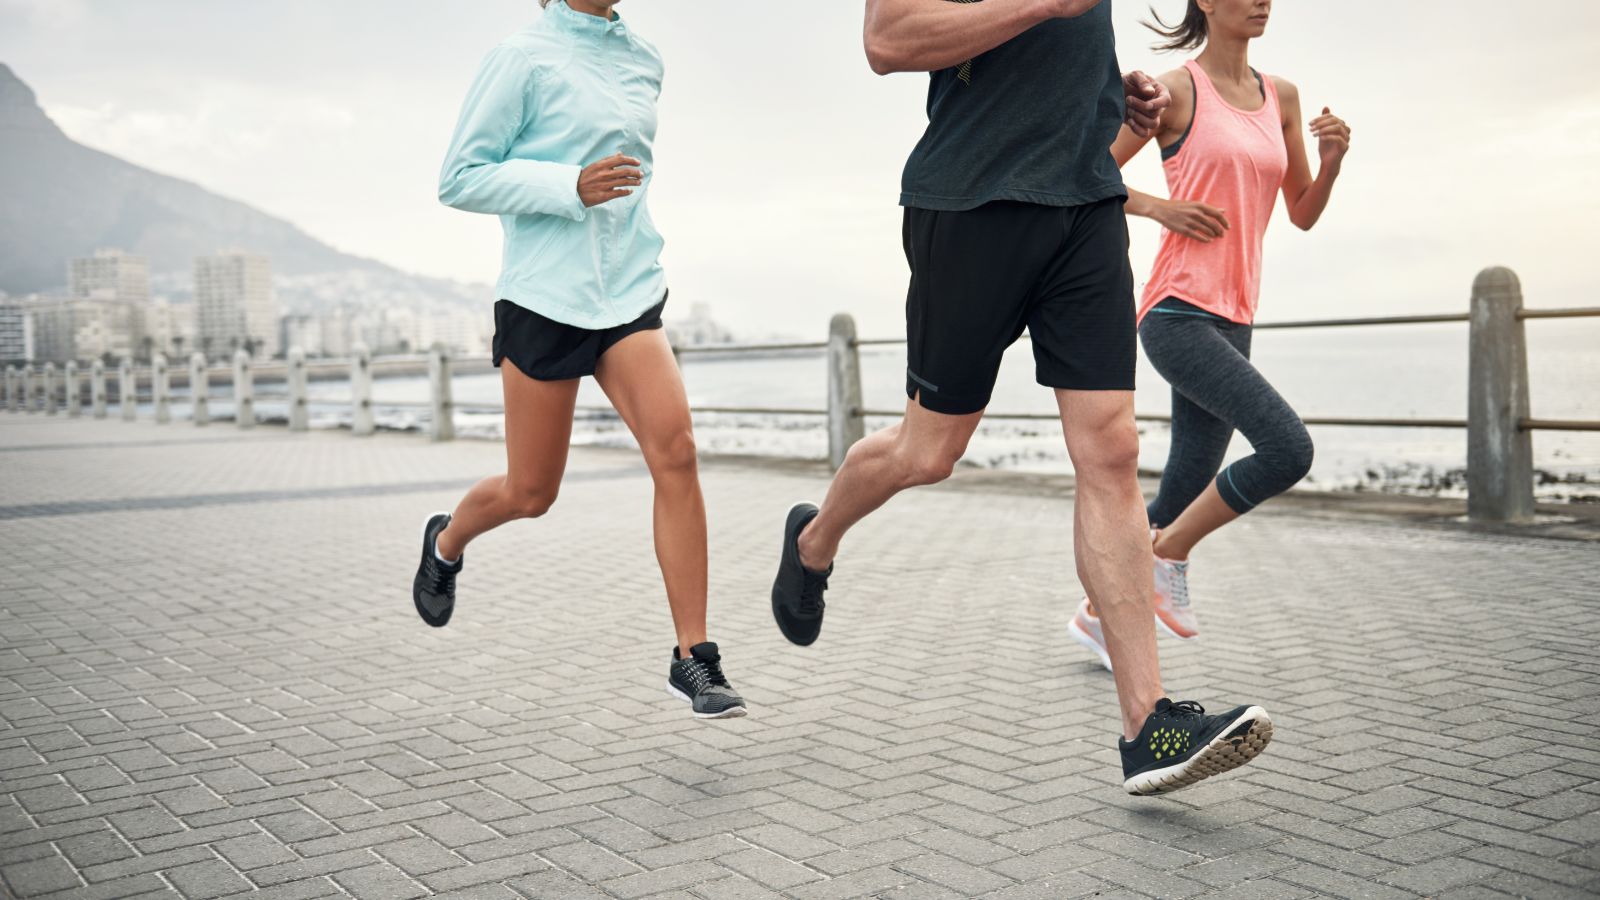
[413,511,454,628]
[1154,608,1199,641]
[771,501,821,647]
[666,683,748,719]
[1067,616,1113,673]
[1123,706,1273,796]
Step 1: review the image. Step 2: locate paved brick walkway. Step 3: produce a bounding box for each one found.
[2,414,1597,899]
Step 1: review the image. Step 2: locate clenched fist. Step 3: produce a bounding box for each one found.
[578,153,643,208]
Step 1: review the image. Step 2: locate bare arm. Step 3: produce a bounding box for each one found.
[1277,77,1350,231]
[863,0,1102,75]
[1108,69,1230,242]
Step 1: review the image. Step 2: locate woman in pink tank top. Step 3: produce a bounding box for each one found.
[1067,0,1351,661]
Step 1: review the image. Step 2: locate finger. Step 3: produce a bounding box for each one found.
[1322,106,1331,115]
[1202,205,1230,228]
[608,166,644,178]
[607,155,642,168]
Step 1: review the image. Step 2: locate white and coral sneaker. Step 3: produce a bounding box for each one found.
[1153,554,1198,640]
[1067,597,1113,672]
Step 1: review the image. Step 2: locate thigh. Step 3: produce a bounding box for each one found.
[904,203,1056,415]
[1028,198,1137,392]
[1143,314,1295,444]
[500,362,580,491]
[1055,388,1138,468]
[592,327,694,460]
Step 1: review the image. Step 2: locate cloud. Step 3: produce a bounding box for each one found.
[0,0,87,28]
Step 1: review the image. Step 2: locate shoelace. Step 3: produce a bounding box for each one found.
[679,656,730,694]
[1166,561,1191,609]
[798,568,830,616]
[423,554,455,594]
[1167,700,1206,719]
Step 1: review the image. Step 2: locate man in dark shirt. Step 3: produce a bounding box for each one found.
[770,0,1275,797]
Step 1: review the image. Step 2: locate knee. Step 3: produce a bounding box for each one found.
[645,428,699,480]
[1072,421,1142,483]
[898,445,961,487]
[507,481,559,519]
[1283,429,1315,483]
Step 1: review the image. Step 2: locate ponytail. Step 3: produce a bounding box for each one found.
[1144,2,1208,53]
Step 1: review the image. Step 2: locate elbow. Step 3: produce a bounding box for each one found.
[436,174,465,211]
[863,33,900,76]
[1290,215,1317,232]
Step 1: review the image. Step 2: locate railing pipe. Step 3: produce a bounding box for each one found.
[64,361,80,417]
[428,343,455,442]
[351,342,375,436]
[153,353,171,423]
[190,353,210,426]
[827,314,865,470]
[287,347,309,432]
[91,359,106,418]
[233,349,255,429]
[1467,267,1534,523]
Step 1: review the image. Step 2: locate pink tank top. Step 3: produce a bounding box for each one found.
[1138,60,1287,325]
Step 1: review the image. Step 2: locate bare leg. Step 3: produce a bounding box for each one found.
[435,364,578,560]
[796,397,984,571]
[1153,483,1240,561]
[594,329,708,654]
[1058,389,1163,740]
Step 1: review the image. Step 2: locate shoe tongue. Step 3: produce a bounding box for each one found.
[689,642,720,662]
[1154,697,1174,714]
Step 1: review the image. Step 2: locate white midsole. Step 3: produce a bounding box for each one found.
[1067,618,1114,673]
[666,683,747,719]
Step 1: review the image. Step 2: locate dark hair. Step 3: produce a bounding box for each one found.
[1144,2,1208,52]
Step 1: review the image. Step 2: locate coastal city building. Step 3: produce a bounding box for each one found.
[26,294,140,363]
[0,299,33,364]
[195,251,278,358]
[69,249,150,304]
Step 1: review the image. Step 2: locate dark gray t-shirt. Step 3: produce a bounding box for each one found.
[899,1,1128,211]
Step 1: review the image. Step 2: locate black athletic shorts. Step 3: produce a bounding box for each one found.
[902,197,1136,415]
[492,293,666,382]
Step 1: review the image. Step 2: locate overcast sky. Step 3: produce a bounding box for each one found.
[3,0,1597,338]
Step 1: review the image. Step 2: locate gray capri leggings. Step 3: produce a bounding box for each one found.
[1140,296,1314,528]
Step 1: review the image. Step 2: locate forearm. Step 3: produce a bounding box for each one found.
[438,158,587,221]
[1123,187,1167,220]
[864,0,1059,74]
[1288,162,1341,230]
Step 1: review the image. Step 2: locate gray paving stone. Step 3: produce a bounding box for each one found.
[1,417,1597,900]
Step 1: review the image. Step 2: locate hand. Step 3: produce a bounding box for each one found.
[1122,71,1170,138]
[1153,199,1230,242]
[577,153,643,208]
[1309,107,1351,170]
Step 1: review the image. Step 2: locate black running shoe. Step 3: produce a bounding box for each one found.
[770,502,831,646]
[1120,698,1273,796]
[667,642,747,719]
[413,511,462,628]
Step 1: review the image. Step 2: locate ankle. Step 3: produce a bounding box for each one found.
[796,526,832,573]
[435,527,462,562]
[1152,534,1188,562]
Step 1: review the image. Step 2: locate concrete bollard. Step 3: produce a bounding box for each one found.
[91,359,106,418]
[65,361,80,417]
[428,343,455,442]
[233,348,255,429]
[5,366,16,412]
[287,346,309,432]
[120,358,135,421]
[351,342,375,436]
[1467,267,1535,523]
[827,313,865,471]
[22,366,35,412]
[153,354,171,423]
[190,353,210,426]
[43,362,57,415]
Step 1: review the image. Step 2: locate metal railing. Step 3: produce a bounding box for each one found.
[5,267,1598,524]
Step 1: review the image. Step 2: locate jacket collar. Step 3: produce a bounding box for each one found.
[546,0,626,38]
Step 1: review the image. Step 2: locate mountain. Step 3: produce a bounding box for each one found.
[0,63,440,298]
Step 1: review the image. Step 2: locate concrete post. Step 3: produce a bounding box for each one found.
[91,359,106,418]
[233,348,255,429]
[351,342,375,436]
[287,346,309,432]
[428,343,455,442]
[190,353,210,426]
[152,353,170,423]
[827,313,865,471]
[23,365,37,412]
[5,366,17,412]
[120,358,135,421]
[1467,267,1535,523]
[42,362,57,415]
[65,361,80,417]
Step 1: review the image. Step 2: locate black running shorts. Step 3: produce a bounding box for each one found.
[902,197,1136,415]
[492,293,666,382]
